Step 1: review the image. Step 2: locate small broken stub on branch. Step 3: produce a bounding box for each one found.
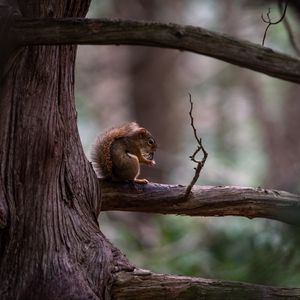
[184,94,208,199]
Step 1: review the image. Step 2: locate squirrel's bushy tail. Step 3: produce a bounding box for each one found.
[90,122,140,178]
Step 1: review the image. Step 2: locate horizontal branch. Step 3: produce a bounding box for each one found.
[101,182,300,225]
[10,18,300,83]
[113,269,300,299]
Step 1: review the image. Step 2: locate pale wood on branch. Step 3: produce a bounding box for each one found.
[101,182,300,225]
[10,18,300,83]
[112,269,300,299]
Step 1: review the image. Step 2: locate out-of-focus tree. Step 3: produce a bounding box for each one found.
[111,0,185,183]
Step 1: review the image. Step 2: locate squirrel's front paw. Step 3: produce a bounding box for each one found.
[146,160,155,166]
[134,178,149,184]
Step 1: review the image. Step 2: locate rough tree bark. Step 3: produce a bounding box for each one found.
[0,1,131,299]
[1,2,300,299]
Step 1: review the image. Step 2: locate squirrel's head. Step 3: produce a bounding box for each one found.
[133,127,157,161]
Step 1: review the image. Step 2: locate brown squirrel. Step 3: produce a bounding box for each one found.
[91,122,157,183]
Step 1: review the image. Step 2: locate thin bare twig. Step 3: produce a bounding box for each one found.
[184,94,208,199]
[261,0,289,46]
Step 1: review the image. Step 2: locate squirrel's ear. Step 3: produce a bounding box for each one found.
[136,128,147,137]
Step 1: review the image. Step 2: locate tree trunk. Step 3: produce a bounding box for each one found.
[0,1,131,299]
[1,2,300,299]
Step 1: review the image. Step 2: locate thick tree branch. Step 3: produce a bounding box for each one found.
[101,182,300,225]
[112,269,300,299]
[9,18,300,83]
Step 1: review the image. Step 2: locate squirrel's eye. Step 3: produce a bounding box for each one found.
[148,138,154,145]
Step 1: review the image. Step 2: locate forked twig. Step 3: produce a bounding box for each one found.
[184,94,208,199]
[261,0,289,46]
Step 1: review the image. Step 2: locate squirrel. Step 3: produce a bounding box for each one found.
[90,122,157,184]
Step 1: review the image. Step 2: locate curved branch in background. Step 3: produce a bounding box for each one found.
[101,182,300,226]
[112,269,300,300]
[10,18,300,83]
[261,0,289,46]
[278,0,300,56]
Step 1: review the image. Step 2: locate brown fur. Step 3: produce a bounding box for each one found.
[90,122,156,181]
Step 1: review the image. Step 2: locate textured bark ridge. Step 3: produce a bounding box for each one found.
[0,1,131,299]
[112,269,300,300]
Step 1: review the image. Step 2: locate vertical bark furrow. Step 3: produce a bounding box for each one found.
[0,183,8,229]
[0,1,129,299]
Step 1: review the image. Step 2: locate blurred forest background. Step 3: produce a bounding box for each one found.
[75,0,300,287]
